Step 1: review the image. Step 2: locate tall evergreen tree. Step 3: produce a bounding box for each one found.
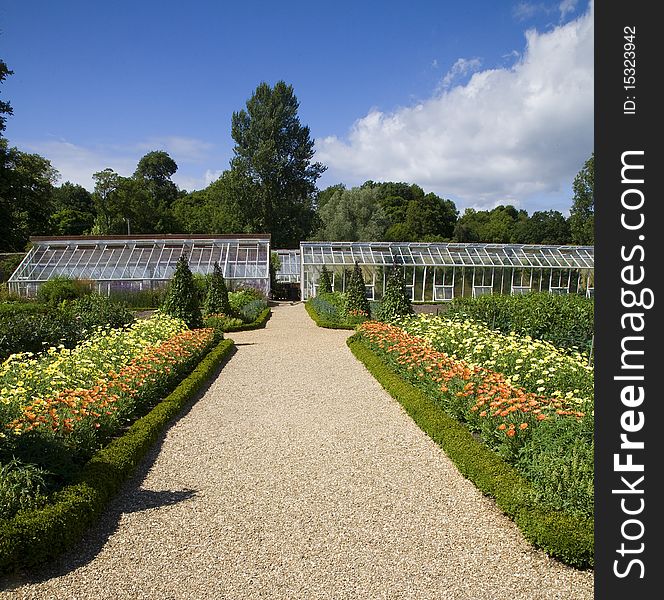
[161,253,203,328]
[376,266,414,322]
[204,262,232,315]
[230,81,326,247]
[345,262,371,317]
[569,153,594,245]
[317,264,333,295]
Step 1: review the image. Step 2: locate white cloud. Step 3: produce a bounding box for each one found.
[18,136,222,192]
[439,58,482,91]
[558,0,578,20]
[315,3,593,213]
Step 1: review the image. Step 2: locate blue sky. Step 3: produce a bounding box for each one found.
[1,0,593,215]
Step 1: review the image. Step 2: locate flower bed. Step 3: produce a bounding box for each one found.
[395,314,593,411]
[356,320,593,518]
[0,314,218,517]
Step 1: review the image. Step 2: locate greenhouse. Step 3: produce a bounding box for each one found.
[274,249,301,283]
[299,241,594,302]
[8,234,272,297]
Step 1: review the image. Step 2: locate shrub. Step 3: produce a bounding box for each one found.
[36,277,91,306]
[238,298,268,323]
[447,292,594,354]
[203,262,232,316]
[108,288,166,309]
[66,293,135,332]
[376,266,414,322]
[228,287,265,314]
[161,253,203,329]
[317,265,333,295]
[345,262,370,317]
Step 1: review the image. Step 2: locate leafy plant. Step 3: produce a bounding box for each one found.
[344,262,370,317]
[317,264,333,295]
[376,266,413,322]
[203,262,232,316]
[161,253,203,328]
[35,277,91,306]
[0,458,49,519]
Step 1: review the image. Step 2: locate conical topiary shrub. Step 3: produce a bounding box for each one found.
[345,261,370,317]
[204,261,232,316]
[317,264,333,295]
[376,265,414,322]
[161,252,203,328]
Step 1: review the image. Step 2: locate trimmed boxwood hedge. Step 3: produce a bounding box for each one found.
[304,300,356,330]
[0,337,235,575]
[346,333,593,569]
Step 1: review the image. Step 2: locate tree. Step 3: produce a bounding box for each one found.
[0,142,58,250]
[317,264,333,294]
[230,81,326,247]
[314,186,389,241]
[133,150,179,232]
[0,60,13,134]
[345,262,370,317]
[204,261,232,316]
[376,266,414,322]
[90,168,123,234]
[161,253,203,328]
[518,210,571,245]
[404,192,458,240]
[172,170,248,234]
[51,182,96,235]
[569,153,594,245]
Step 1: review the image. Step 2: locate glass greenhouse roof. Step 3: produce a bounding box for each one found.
[300,242,594,270]
[9,235,271,284]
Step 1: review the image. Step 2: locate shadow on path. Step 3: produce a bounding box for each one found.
[1,345,239,590]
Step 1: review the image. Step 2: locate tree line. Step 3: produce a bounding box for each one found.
[1,60,594,253]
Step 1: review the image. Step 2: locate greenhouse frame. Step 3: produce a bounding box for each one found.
[274,249,301,283]
[299,241,594,302]
[8,234,272,297]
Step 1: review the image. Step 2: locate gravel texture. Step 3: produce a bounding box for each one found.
[1,302,594,599]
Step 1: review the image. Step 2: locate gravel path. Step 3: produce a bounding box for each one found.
[1,302,594,599]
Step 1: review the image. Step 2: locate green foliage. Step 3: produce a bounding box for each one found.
[269,251,281,296]
[205,307,271,333]
[230,81,325,247]
[569,153,594,245]
[317,264,333,294]
[0,254,24,283]
[203,262,232,316]
[237,298,268,323]
[375,266,414,322]
[161,253,203,328]
[314,185,389,241]
[0,338,234,574]
[228,287,265,314]
[305,297,356,330]
[347,335,593,568]
[0,296,135,361]
[517,416,594,516]
[446,292,594,353]
[66,293,135,333]
[108,288,166,309]
[35,277,91,305]
[344,262,370,317]
[453,205,530,244]
[0,459,49,520]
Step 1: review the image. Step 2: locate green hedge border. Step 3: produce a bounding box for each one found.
[222,307,271,332]
[304,300,357,330]
[0,337,235,575]
[347,333,593,569]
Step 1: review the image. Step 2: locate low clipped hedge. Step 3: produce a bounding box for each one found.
[304,299,356,330]
[346,334,593,569]
[0,337,234,574]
